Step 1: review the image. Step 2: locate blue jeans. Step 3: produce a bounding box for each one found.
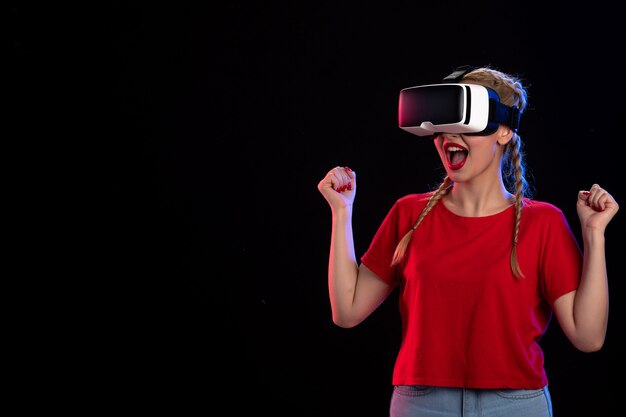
[390,385,552,417]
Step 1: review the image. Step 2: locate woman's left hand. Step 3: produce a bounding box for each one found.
[577,184,619,233]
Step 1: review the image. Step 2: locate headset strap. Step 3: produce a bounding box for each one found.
[493,102,521,132]
[442,65,476,83]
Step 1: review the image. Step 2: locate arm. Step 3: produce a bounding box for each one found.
[318,166,395,328]
[553,184,619,352]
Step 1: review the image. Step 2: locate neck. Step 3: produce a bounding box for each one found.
[444,178,514,217]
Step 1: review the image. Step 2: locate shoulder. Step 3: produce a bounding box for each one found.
[394,193,432,213]
[524,198,564,214]
[523,198,568,223]
[396,192,432,206]
[376,193,433,235]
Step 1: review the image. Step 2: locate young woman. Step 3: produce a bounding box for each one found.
[317,66,619,417]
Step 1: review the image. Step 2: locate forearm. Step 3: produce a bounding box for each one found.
[573,230,609,350]
[328,207,359,327]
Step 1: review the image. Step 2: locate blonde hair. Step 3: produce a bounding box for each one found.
[391,66,532,278]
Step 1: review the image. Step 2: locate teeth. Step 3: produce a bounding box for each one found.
[447,146,465,152]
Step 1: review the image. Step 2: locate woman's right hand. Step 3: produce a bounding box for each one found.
[317,166,356,210]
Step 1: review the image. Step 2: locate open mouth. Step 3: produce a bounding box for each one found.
[443,142,468,170]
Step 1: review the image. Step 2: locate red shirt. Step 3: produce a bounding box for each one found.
[361,193,582,389]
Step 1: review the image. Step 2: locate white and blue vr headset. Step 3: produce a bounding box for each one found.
[398,66,521,137]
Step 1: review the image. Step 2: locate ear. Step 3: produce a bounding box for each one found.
[497,125,513,145]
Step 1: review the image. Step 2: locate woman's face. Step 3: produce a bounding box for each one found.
[433,127,512,184]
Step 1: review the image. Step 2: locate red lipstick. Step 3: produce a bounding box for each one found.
[443,142,468,170]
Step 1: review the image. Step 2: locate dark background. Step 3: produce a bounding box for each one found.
[14,1,624,415]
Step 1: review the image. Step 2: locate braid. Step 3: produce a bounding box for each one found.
[391,177,453,266]
[508,133,526,278]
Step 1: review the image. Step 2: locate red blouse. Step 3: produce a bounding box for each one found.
[361,194,582,389]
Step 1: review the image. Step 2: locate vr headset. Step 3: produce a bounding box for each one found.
[398,66,521,137]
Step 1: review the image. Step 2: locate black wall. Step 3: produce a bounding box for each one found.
[14,2,625,415]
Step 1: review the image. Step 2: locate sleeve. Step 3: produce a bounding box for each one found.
[360,201,403,287]
[540,206,583,305]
